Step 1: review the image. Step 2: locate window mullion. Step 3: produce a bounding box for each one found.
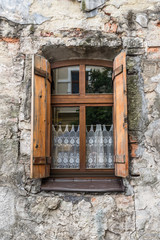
[79,64,85,96]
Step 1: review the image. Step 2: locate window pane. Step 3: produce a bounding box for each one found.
[86,106,114,169]
[86,66,113,94]
[52,107,79,169]
[52,66,79,94]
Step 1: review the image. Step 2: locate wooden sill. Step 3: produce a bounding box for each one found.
[41,178,124,192]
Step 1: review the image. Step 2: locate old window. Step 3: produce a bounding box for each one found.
[31,53,128,192]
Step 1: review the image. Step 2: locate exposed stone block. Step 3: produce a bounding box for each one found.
[0,187,15,229]
[127,48,145,56]
[0,0,49,24]
[130,143,139,158]
[45,197,61,210]
[147,47,160,59]
[81,0,105,12]
[85,8,98,18]
[152,120,160,152]
[136,14,148,28]
[20,130,31,156]
[147,23,160,47]
[136,209,150,231]
[127,75,146,131]
[127,56,141,74]
[105,231,121,240]
[142,61,157,78]
[123,37,144,49]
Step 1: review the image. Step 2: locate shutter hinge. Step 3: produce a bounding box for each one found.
[114,155,126,164]
[34,67,51,82]
[112,65,123,80]
[33,157,51,165]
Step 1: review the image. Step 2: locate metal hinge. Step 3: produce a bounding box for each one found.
[34,67,51,82]
[33,157,51,165]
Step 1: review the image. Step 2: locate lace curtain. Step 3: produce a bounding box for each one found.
[52,125,80,169]
[86,124,114,168]
[52,124,114,169]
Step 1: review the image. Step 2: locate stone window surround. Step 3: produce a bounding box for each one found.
[33,45,129,192]
[26,41,144,192]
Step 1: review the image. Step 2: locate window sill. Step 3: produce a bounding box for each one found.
[41,178,124,192]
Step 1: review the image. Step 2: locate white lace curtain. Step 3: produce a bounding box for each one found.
[52,125,80,169]
[86,124,114,168]
[52,124,114,169]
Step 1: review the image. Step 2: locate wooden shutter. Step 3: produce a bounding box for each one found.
[31,55,52,178]
[112,51,129,177]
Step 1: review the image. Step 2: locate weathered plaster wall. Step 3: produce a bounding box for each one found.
[0,0,160,239]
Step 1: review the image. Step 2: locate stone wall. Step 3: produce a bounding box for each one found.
[0,0,160,239]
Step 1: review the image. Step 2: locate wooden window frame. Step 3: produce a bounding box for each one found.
[32,53,128,191]
[50,59,115,179]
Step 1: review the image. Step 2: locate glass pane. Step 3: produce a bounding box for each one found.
[86,106,114,169]
[86,66,113,94]
[52,107,79,169]
[52,66,79,94]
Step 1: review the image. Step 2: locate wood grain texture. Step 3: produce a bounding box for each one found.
[113,51,129,177]
[31,55,52,179]
[51,59,113,68]
[79,64,85,96]
[51,94,113,105]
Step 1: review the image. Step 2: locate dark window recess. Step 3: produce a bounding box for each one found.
[71,71,79,94]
